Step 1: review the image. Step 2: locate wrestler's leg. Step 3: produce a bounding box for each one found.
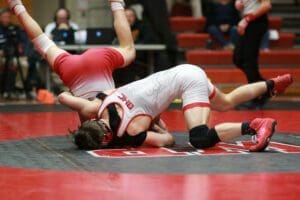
[109,0,135,66]
[184,107,211,130]
[215,118,277,152]
[184,106,243,142]
[5,0,66,67]
[184,107,276,151]
[210,81,267,111]
[184,107,242,147]
[210,74,293,111]
[184,107,220,149]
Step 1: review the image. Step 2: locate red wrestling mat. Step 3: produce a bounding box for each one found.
[0,166,298,200]
[0,112,79,141]
[0,108,299,200]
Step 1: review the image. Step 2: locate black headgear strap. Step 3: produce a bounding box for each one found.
[96,92,121,144]
[96,92,148,148]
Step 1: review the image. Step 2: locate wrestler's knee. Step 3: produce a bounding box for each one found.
[189,125,220,149]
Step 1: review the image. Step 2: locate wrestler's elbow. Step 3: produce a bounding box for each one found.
[158,134,175,147]
[122,44,136,65]
[57,92,74,108]
[57,92,67,105]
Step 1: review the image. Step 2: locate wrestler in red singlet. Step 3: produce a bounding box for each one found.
[53,47,125,99]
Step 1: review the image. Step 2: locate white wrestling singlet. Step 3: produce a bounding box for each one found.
[98,64,216,137]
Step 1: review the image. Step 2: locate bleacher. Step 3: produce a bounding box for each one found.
[170,15,300,96]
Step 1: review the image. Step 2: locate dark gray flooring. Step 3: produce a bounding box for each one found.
[0,133,299,174]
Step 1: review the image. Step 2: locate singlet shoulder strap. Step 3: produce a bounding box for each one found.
[96,92,122,143]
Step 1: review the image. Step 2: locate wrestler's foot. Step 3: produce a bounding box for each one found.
[271,74,293,96]
[5,0,23,10]
[249,118,277,152]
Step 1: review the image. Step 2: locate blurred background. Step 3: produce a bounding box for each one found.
[0,0,299,104]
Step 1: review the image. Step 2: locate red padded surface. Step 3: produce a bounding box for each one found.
[186,50,300,65]
[170,17,206,32]
[177,33,295,49]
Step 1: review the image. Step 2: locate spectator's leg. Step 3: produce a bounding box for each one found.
[207,25,228,47]
[260,30,270,50]
[229,26,239,46]
[233,34,245,71]
[140,0,177,68]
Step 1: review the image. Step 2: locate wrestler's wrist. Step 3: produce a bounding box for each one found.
[110,1,125,11]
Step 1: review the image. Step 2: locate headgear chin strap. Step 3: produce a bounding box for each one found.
[95,119,113,147]
[96,92,122,147]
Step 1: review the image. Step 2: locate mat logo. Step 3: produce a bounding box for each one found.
[88,141,300,158]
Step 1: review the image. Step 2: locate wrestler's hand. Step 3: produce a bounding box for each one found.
[151,116,168,131]
[151,120,170,134]
[237,18,248,35]
[151,124,168,134]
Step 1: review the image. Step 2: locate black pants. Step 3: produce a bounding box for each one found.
[233,14,268,83]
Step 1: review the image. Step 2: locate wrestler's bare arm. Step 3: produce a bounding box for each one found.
[58,92,99,119]
[143,125,175,147]
[151,115,168,131]
[4,0,66,66]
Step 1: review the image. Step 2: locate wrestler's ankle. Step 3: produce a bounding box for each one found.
[109,0,125,11]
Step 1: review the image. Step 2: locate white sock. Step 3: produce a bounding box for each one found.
[32,34,55,58]
[110,2,125,11]
[13,4,26,16]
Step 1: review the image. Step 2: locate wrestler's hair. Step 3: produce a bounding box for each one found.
[69,120,107,150]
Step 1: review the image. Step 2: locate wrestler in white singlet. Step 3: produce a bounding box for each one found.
[97,64,216,137]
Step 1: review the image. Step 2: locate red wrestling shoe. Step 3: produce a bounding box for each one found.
[271,74,293,96]
[249,118,277,152]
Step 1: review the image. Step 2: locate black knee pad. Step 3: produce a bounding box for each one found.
[189,125,220,149]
